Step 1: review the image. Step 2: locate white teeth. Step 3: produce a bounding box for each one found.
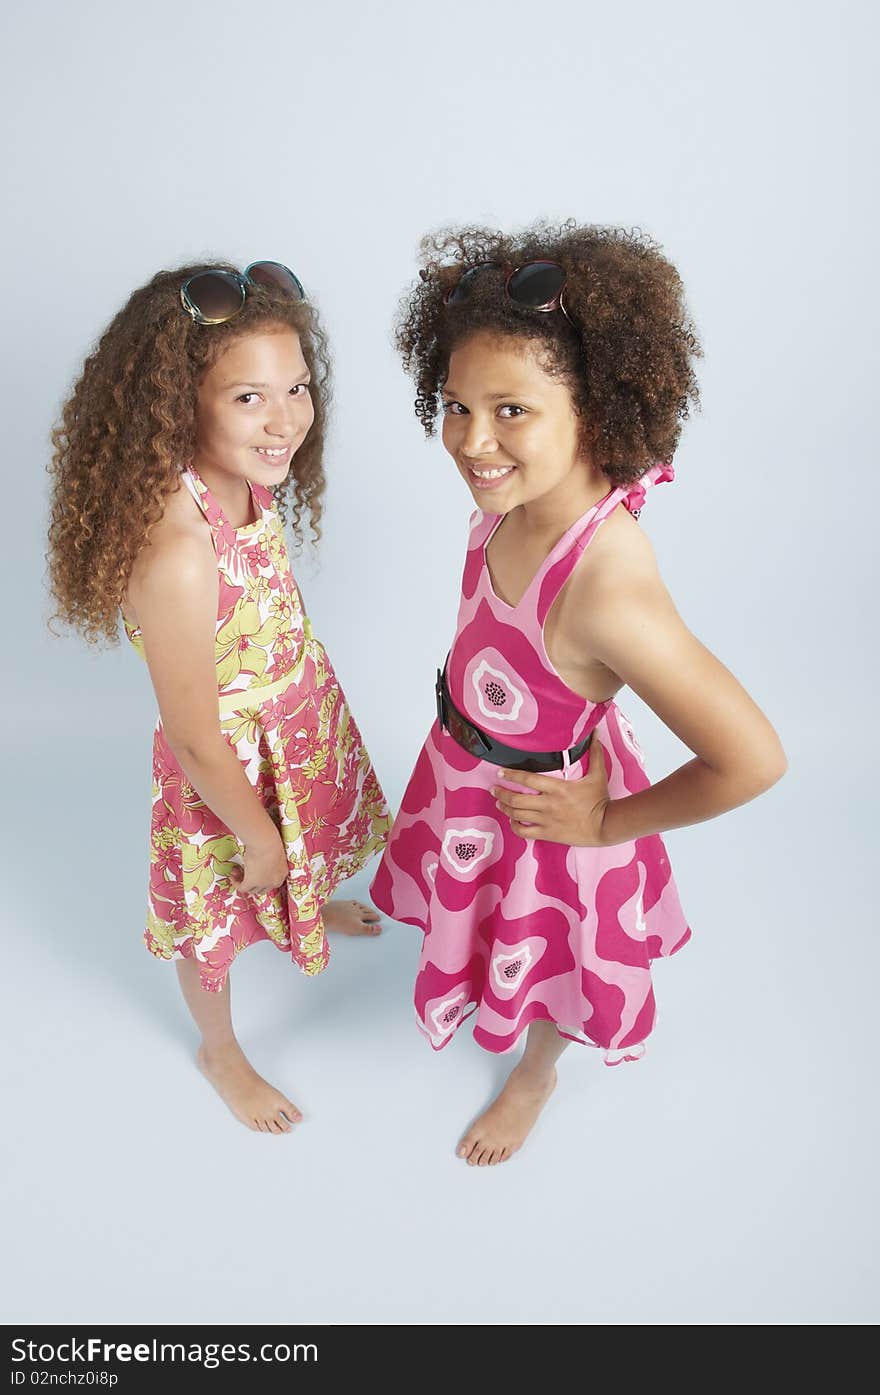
[472,466,513,479]
[255,447,288,456]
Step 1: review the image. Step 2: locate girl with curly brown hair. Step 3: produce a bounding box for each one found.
[370,223,787,1165]
[48,260,391,1133]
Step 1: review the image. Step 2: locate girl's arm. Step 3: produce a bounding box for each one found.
[128,531,287,888]
[589,561,787,844]
[494,537,787,847]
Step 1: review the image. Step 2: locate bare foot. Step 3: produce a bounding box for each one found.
[196,1041,301,1134]
[457,1062,557,1166]
[323,899,382,937]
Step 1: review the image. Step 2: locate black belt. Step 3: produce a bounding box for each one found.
[435,665,592,774]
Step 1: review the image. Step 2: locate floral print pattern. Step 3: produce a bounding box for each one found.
[125,465,391,992]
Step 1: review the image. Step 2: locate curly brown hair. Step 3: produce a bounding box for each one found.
[47,261,332,645]
[396,221,701,486]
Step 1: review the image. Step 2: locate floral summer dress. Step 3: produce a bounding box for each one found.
[371,463,690,1063]
[124,464,391,993]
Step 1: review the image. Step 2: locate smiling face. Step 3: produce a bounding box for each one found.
[193,326,315,490]
[440,331,595,517]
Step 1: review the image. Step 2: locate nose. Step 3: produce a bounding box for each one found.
[459,413,498,460]
[264,395,308,438]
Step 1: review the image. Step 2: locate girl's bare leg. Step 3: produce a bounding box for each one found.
[457,1020,570,1166]
[175,958,301,1134]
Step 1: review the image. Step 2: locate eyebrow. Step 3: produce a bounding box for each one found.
[442,388,532,401]
[224,375,311,389]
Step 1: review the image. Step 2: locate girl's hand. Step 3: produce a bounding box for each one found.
[232,832,289,896]
[492,739,611,847]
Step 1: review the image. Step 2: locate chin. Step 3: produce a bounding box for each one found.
[466,483,519,512]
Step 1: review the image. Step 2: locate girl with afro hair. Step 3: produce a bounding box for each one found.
[371,222,787,1165]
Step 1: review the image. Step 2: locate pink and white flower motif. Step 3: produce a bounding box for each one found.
[491,942,534,992]
[471,659,523,723]
[441,826,496,880]
[426,990,471,1045]
[488,934,548,998]
[461,648,539,734]
[425,860,438,884]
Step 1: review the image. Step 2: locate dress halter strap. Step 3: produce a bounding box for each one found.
[181,465,230,536]
[180,467,211,521]
[180,464,268,544]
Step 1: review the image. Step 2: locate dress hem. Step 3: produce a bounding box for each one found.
[399,922,692,1064]
[417,1003,654,1065]
[144,929,330,994]
[146,844,385,993]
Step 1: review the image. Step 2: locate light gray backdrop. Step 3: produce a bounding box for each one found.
[2,0,876,1325]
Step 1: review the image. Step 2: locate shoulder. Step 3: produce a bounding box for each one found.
[128,482,216,604]
[580,503,661,592]
[570,503,679,644]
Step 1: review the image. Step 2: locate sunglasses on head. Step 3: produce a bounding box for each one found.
[443,259,572,322]
[179,260,305,326]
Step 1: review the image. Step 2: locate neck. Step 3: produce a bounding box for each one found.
[519,467,612,537]
[191,456,255,528]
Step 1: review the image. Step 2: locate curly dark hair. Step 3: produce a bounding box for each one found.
[396,221,701,485]
[47,261,332,645]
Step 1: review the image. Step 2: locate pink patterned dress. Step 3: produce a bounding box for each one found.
[124,465,391,993]
[370,463,690,1063]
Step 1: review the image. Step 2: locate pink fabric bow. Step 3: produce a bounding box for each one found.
[623,461,675,515]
